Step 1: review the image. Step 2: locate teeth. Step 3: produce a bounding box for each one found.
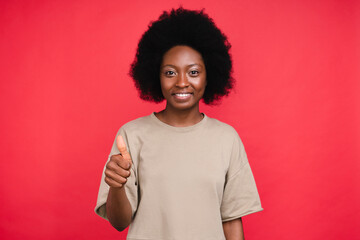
[175,93,190,97]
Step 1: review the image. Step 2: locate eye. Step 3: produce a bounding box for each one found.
[164,70,176,76]
[189,70,199,76]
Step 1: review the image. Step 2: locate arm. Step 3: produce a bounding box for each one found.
[222,218,244,240]
[106,186,132,231]
[104,135,133,231]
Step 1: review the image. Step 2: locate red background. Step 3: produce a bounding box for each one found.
[1,0,359,239]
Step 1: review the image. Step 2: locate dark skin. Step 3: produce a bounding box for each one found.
[105,135,132,231]
[105,45,244,239]
[155,45,206,127]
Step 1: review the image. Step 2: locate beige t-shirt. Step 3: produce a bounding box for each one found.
[95,113,263,240]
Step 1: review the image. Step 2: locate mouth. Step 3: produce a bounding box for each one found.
[172,93,192,97]
[171,92,193,101]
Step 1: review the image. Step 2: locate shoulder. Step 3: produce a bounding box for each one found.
[205,116,246,152]
[206,116,240,139]
[120,114,153,131]
[113,114,156,139]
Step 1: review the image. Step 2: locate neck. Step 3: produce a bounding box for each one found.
[155,104,203,127]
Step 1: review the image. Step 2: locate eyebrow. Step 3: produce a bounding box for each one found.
[160,64,203,69]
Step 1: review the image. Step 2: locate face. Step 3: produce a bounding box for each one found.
[160,45,207,112]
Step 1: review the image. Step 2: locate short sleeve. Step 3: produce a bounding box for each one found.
[94,128,138,220]
[220,134,263,222]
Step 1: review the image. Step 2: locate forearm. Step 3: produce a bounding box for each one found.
[222,218,244,240]
[106,186,132,231]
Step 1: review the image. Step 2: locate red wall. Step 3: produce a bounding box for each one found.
[1,0,359,239]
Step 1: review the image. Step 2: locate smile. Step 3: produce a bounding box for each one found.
[174,93,192,97]
[172,92,193,101]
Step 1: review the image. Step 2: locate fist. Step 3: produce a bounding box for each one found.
[105,135,132,188]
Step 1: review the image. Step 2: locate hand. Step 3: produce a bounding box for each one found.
[105,135,132,188]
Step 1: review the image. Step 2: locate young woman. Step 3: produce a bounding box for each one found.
[95,8,262,240]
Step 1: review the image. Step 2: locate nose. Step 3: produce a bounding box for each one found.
[175,72,190,88]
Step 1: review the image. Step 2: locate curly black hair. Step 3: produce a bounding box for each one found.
[129,7,233,105]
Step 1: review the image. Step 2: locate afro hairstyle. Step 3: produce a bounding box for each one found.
[129,7,234,105]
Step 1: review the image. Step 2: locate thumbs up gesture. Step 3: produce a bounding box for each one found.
[105,135,132,188]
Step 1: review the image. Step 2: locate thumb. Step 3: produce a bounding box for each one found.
[116,135,132,163]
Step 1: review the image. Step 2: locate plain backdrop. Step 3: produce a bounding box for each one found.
[0,0,359,239]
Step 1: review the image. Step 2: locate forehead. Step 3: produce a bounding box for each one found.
[161,45,204,66]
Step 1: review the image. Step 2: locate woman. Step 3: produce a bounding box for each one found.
[95,7,262,240]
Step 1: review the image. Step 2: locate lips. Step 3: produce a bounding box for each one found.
[173,93,192,97]
[171,92,193,101]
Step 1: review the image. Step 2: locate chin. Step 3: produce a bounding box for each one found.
[171,103,198,111]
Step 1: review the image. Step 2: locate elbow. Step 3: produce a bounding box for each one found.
[112,225,127,232]
[108,215,132,232]
[109,220,131,232]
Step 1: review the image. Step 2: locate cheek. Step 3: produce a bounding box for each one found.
[195,77,207,91]
[159,77,167,89]
[160,78,172,95]
[198,72,207,89]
